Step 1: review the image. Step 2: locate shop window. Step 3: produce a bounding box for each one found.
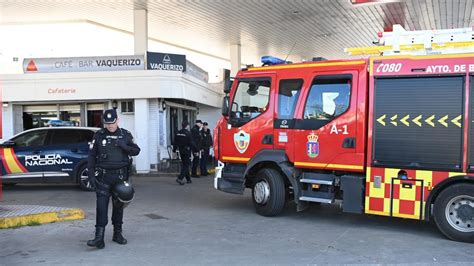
[121,101,134,113]
[23,111,57,130]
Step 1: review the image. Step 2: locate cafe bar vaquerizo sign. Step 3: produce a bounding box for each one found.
[23,55,145,73]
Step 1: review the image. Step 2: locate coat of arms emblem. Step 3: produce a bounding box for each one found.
[307,133,319,158]
[234,130,250,154]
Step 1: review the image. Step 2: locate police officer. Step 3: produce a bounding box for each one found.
[174,120,196,185]
[190,120,203,177]
[87,109,140,249]
[200,122,212,176]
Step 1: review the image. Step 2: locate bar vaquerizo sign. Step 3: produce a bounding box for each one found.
[23,55,145,73]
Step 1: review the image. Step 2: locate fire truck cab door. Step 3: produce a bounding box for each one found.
[220,75,276,163]
[292,71,362,171]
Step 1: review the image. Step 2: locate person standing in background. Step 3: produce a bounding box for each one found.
[190,120,203,177]
[200,122,212,176]
[174,120,195,185]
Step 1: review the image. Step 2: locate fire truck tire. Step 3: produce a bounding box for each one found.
[252,168,286,216]
[433,183,474,243]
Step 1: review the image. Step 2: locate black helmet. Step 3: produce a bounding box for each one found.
[112,181,135,203]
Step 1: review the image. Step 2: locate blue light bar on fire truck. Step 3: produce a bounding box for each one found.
[261,56,288,66]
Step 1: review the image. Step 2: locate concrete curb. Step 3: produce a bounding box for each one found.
[0,205,85,229]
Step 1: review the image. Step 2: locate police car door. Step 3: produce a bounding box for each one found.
[1,129,48,180]
[292,72,363,172]
[42,129,88,181]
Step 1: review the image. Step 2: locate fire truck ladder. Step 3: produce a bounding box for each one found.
[345,24,474,56]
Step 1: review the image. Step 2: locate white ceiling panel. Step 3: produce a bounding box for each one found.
[0,0,472,64]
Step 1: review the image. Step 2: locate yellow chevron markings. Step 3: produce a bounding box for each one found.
[438,115,448,127]
[451,115,462,128]
[425,115,435,127]
[400,115,410,126]
[377,114,386,126]
[379,114,461,128]
[412,115,422,127]
[390,114,398,126]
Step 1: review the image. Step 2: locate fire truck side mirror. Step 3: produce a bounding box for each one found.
[224,79,233,94]
[222,96,230,117]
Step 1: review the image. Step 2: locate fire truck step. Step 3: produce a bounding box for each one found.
[300,179,333,185]
[299,173,334,185]
[299,173,336,204]
[299,196,334,204]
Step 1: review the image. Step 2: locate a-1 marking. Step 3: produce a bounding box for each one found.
[330,124,349,135]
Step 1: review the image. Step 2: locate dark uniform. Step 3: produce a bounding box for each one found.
[200,122,213,176]
[174,122,196,184]
[87,109,140,249]
[190,121,202,177]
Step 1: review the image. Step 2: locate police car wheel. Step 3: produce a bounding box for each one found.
[252,168,286,217]
[433,183,474,243]
[77,164,94,191]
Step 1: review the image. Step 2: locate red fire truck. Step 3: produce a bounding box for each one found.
[214,26,474,243]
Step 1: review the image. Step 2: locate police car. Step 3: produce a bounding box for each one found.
[0,127,99,191]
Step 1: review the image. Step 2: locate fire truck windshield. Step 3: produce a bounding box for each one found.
[230,79,271,127]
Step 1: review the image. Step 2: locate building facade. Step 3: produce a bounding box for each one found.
[1,68,223,173]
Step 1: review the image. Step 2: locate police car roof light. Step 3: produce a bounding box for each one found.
[261,56,288,66]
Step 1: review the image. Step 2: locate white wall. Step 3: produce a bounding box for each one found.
[158,108,168,161]
[134,99,150,173]
[117,102,135,137]
[0,70,222,108]
[148,99,159,169]
[197,103,221,134]
[1,104,14,140]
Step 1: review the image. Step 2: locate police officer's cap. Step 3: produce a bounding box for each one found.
[103,109,118,124]
[203,122,208,126]
[195,120,203,124]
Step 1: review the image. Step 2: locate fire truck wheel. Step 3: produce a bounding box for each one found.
[433,183,474,243]
[252,168,286,216]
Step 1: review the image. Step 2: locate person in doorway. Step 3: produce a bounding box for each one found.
[200,122,212,176]
[174,120,195,185]
[190,120,203,177]
[87,109,141,249]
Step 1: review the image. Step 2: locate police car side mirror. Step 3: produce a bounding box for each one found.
[1,140,16,147]
[222,96,230,117]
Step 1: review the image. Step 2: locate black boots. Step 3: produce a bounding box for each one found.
[87,225,126,248]
[112,224,127,245]
[87,226,105,249]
